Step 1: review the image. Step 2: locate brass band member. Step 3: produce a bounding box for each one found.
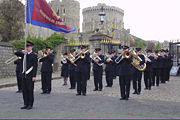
[16,41,38,110]
[14,48,24,93]
[116,45,132,100]
[144,50,154,90]
[39,47,55,94]
[152,50,160,86]
[75,45,90,96]
[132,48,145,95]
[61,53,69,86]
[105,51,115,87]
[165,49,173,82]
[92,48,104,91]
[159,49,167,83]
[69,49,77,89]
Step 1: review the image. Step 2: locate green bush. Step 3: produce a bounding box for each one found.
[10,33,66,53]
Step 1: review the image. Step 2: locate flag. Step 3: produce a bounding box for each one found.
[26,0,76,33]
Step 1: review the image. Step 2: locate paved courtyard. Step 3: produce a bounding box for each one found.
[0,75,180,119]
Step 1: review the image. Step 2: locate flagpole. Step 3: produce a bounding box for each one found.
[24,0,28,78]
[24,0,27,49]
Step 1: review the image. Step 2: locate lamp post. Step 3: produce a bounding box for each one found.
[99,6,106,25]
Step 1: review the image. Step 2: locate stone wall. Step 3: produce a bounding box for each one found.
[0,42,16,78]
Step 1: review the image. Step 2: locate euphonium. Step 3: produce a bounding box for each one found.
[67,53,77,66]
[90,52,103,66]
[130,50,146,71]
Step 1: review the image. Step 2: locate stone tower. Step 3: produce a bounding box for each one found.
[82,3,124,35]
[49,0,80,41]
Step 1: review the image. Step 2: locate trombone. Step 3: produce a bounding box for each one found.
[115,50,131,64]
[5,56,22,65]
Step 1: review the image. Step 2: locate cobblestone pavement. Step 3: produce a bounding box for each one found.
[0,75,180,119]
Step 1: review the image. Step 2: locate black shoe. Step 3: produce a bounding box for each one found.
[16,90,22,93]
[149,88,151,90]
[125,98,129,101]
[93,89,98,91]
[46,91,51,94]
[26,106,33,110]
[69,87,73,89]
[21,105,28,109]
[120,98,125,100]
[105,85,110,87]
[132,91,137,94]
[82,93,86,96]
[76,93,81,96]
[137,92,141,95]
[41,91,46,94]
[144,88,148,90]
[99,89,102,91]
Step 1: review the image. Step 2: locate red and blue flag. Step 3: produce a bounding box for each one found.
[26,0,76,33]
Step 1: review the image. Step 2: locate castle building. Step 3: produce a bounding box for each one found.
[82,3,130,46]
[27,0,80,41]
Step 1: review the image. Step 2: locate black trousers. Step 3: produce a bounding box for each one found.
[166,67,171,81]
[160,68,166,83]
[93,70,103,90]
[69,70,76,89]
[22,76,34,107]
[41,72,52,92]
[76,71,87,94]
[16,71,22,91]
[144,71,152,89]
[152,68,160,86]
[105,71,114,87]
[119,75,131,99]
[133,71,142,93]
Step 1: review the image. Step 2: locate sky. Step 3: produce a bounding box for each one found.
[21,0,180,42]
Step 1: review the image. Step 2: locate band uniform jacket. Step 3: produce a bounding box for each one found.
[92,55,104,71]
[39,54,55,73]
[105,56,116,72]
[61,58,69,77]
[117,56,132,76]
[74,52,91,80]
[145,56,154,72]
[15,51,38,77]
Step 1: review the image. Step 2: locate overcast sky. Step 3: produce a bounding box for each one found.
[21,0,180,42]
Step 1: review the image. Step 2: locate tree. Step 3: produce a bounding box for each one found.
[10,33,67,53]
[0,0,24,42]
[146,41,155,51]
[155,42,162,50]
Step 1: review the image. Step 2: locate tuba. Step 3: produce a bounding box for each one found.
[130,50,146,71]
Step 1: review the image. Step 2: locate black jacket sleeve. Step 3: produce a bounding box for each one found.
[32,54,38,77]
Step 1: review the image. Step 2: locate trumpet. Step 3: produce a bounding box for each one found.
[38,49,53,62]
[5,56,22,65]
[90,52,103,66]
